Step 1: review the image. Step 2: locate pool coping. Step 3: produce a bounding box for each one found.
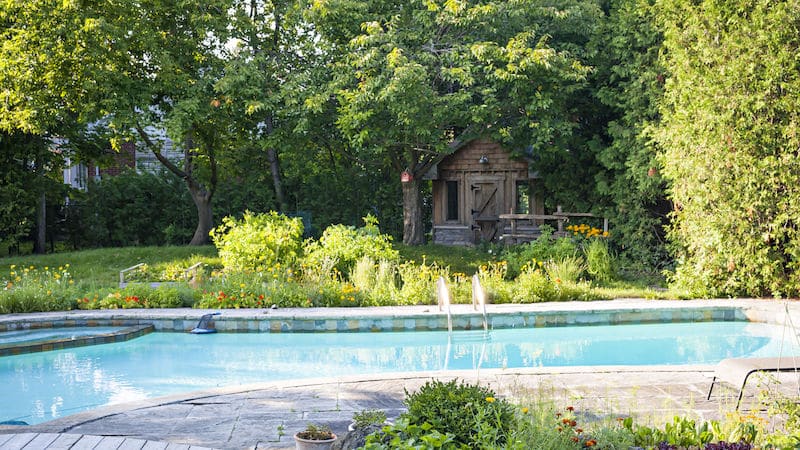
[0,298,797,335]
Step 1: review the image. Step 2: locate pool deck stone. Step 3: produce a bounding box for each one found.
[2,299,800,450]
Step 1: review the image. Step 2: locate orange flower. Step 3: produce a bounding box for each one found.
[585,439,597,447]
[566,406,574,411]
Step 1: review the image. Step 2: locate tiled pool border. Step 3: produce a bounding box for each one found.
[0,300,792,336]
[0,324,154,357]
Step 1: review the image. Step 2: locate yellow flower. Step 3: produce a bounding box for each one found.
[9,265,15,269]
[69,280,74,285]
[47,290,51,296]
[521,407,529,414]
[485,397,495,403]
[239,283,245,288]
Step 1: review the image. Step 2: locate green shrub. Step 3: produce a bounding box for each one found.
[544,256,585,284]
[511,266,553,303]
[210,211,304,273]
[303,215,398,278]
[502,227,580,278]
[363,417,466,449]
[584,238,616,283]
[71,169,195,247]
[350,257,399,306]
[402,379,515,448]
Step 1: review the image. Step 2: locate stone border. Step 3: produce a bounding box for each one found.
[0,299,795,334]
[0,324,154,357]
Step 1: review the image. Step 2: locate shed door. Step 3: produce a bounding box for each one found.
[470,179,501,243]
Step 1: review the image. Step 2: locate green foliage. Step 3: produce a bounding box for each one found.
[0,264,78,313]
[363,418,466,450]
[622,416,714,448]
[396,259,449,306]
[544,256,586,284]
[352,409,387,430]
[69,169,195,247]
[304,216,398,277]
[512,404,624,449]
[591,0,671,273]
[77,284,194,309]
[211,211,304,273]
[350,257,399,306]
[657,0,800,297]
[402,379,516,448]
[502,228,581,278]
[195,270,310,309]
[585,238,616,283]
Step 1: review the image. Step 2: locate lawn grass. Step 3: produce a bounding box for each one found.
[0,246,219,289]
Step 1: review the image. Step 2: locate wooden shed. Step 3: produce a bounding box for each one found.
[425,138,543,245]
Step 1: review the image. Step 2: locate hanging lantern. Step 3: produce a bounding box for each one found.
[401,171,413,183]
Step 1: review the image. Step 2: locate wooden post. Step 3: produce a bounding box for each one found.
[603,218,609,233]
[556,205,564,234]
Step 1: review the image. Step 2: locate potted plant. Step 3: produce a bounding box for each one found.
[294,423,337,450]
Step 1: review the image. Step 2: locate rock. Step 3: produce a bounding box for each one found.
[332,424,383,450]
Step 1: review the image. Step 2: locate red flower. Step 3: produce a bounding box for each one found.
[566,406,574,412]
[585,439,597,447]
[571,437,579,443]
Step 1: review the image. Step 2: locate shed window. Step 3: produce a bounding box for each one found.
[516,181,531,214]
[446,180,459,221]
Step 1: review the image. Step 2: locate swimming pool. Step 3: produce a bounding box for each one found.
[1,320,798,425]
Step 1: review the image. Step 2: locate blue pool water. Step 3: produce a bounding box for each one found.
[1,320,798,425]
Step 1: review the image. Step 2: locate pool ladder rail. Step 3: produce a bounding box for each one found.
[438,275,491,370]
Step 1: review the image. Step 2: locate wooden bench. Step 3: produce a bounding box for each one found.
[707,357,800,409]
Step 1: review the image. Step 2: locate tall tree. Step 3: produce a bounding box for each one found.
[215,0,321,214]
[311,0,599,244]
[591,0,670,270]
[657,0,800,296]
[0,0,236,245]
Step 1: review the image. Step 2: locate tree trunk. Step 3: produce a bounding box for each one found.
[266,147,286,211]
[34,191,46,254]
[188,186,213,246]
[401,178,425,245]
